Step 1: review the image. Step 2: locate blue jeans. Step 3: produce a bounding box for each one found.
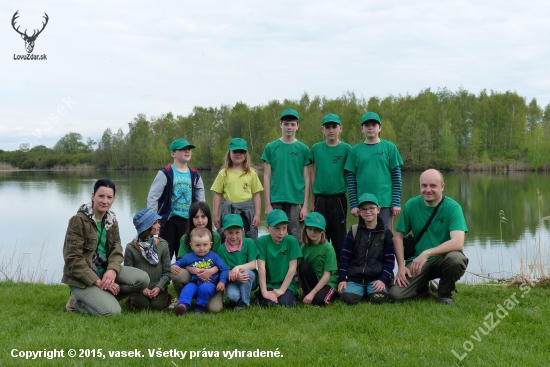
[179,281,216,308]
[225,270,256,306]
[344,280,388,296]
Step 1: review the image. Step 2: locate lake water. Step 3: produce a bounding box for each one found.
[1,170,549,283]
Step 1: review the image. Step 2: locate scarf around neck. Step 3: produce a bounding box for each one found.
[133,236,159,265]
[79,202,116,230]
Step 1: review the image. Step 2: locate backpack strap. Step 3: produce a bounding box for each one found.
[352,224,358,240]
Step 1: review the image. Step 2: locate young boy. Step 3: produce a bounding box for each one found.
[261,108,311,242]
[310,113,351,258]
[344,112,403,230]
[147,138,205,260]
[338,193,395,304]
[256,209,302,307]
[172,227,228,315]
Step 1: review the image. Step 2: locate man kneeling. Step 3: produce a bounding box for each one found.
[390,169,468,304]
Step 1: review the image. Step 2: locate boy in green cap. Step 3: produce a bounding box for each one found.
[147,138,205,260]
[338,193,395,304]
[261,108,311,242]
[256,209,302,307]
[344,112,403,230]
[310,113,351,258]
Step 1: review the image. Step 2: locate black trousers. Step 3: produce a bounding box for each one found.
[160,215,188,261]
[314,194,347,259]
[298,261,336,306]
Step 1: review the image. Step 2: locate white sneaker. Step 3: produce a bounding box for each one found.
[168,297,179,310]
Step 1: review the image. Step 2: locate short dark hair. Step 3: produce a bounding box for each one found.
[93,178,116,195]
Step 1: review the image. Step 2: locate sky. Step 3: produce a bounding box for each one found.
[1,0,549,151]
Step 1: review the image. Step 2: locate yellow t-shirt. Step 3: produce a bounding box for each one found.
[210,168,264,203]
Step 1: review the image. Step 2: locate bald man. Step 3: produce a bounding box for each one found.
[389,169,468,304]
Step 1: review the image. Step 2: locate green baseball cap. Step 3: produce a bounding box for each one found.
[222,214,244,229]
[169,138,195,152]
[280,108,299,121]
[267,209,289,226]
[304,212,326,231]
[322,113,341,125]
[357,193,379,207]
[361,112,381,126]
[228,138,248,152]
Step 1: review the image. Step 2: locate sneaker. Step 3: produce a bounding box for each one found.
[429,280,439,294]
[234,302,246,311]
[65,294,75,312]
[168,298,179,310]
[175,303,188,316]
[438,296,453,304]
[194,307,205,315]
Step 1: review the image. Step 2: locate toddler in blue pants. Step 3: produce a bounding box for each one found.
[172,227,228,315]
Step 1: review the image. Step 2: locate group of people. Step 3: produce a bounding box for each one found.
[62,108,469,316]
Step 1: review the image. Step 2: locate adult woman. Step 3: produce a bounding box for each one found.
[124,208,171,310]
[62,178,149,316]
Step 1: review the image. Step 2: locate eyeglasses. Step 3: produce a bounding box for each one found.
[359,206,378,213]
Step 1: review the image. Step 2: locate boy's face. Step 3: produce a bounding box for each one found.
[267,223,288,244]
[280,120,299,138]
[190,235,213,256]
[171,148,192,163]
[224,227,243,247]
[359,202,380,224]
[322,123,342,141]
[361,122,381,139]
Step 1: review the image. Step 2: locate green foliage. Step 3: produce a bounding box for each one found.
[3,89,550,170]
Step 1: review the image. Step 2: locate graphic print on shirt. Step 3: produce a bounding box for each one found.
[171,171,192,216]
[192,259,213,269]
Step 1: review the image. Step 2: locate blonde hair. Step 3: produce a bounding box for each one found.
[222,150,253,178]
[301,226,327,245]
[190,227,212,242]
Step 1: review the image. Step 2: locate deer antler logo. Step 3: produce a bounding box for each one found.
[12,10,49,54]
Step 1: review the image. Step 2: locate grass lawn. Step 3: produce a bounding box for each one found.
[0,281,547,366]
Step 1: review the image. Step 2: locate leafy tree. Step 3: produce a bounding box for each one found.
[54,132,87,154]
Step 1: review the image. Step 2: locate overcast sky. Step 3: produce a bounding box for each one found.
[1,0,549,150]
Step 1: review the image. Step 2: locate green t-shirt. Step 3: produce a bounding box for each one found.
[216,238,259,279]
[300,241,338,290]
[178,231,222,259]
[310,141,351,195]
[257,234,302,294]
[344,140,403,207]
[96,221,107,274]
[261,139,311,204]
[396,196,468,262]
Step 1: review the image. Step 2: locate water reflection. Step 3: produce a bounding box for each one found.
[1,170,549,283]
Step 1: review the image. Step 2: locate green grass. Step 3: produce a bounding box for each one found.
[1,282,548,367]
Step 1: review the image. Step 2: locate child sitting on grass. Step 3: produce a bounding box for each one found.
[298,212,338,306]
[216,214,259,310]
[256,209,302,307]
[172,227,228,315]
[338,193,395,304]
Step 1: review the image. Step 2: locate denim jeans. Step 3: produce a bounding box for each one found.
[225,270,256,306]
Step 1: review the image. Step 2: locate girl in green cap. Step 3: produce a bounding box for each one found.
[298,212,338,306]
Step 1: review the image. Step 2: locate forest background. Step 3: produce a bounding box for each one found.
[3,87,550,171]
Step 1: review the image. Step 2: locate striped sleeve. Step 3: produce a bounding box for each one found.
[347,171,358,209]
[338,228,355,282]
[390,166,402,208]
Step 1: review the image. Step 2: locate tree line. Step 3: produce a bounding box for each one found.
[3,88,550,170]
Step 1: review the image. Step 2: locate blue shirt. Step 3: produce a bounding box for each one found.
[171,165,192,218]
[173,251,229,285]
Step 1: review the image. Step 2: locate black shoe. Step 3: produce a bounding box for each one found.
[175,303,188,316]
